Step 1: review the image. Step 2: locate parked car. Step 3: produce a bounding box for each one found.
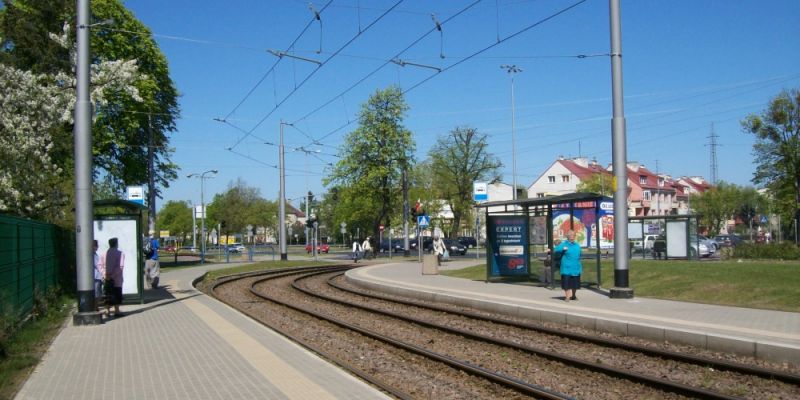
[689,235,714,258]
[443,239,467,256]
[714,234,742,247]
[305,243,330,253]
[227,243,246,253]
[697,234,717,252]
[411,237,433,252]
[457,236,478,248]
[379,239,406,253]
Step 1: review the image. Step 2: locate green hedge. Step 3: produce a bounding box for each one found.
[732,242,800,260]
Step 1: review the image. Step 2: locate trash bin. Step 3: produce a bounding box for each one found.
[422,254,438,275]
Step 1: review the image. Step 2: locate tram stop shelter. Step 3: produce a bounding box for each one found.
[628,214,702,260]
[93,199,147,304]
[477,192,614,288]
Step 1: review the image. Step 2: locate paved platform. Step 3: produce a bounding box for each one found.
[15,263,390,400]
[346,260,800,366]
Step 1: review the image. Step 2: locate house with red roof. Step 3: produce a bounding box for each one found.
[527,157,613,199]
[527,157,710,216]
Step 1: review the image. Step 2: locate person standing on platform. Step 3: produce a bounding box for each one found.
[104,237,125,317]
[93,240,105,310]
[558,230,582,302]
[352,239,362,263]
[144,231,160,289]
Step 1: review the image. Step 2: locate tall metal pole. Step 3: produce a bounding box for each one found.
[147,114,156,235]
[200,176,206,263]
[187,170,216,263]
[73,0,99,325]
[402,168,410,256]
[609,0,633,299]
[279,121,288,260]
[510,72,518,200]
[305,192,310,247]
[192,202,197,250]
[501,65,522,200]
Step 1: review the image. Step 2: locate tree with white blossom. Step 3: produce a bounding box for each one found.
[0,24,141,219]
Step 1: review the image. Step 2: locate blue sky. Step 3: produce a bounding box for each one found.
[119,0,800,210]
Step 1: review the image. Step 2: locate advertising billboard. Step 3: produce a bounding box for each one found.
[487,215,529,277]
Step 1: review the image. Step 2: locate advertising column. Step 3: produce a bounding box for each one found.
[487,215,529,278]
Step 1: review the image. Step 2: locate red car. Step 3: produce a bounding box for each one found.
[306,243,330,254]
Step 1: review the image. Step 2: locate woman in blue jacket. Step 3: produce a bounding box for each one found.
[558,230,582,302]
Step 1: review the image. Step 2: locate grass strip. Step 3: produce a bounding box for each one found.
[0,295,73,400]
[442,259,800,312]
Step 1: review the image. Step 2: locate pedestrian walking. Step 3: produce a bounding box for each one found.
[557,231,582,302]
[352,239,362,263]
[432,234,445,266]
[362,237,372,260]
[144,231,160,289]
[104,237,125,317]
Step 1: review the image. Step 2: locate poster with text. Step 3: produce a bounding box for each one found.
[487,215,529,277]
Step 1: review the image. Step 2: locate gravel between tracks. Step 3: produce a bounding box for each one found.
[208,269,799,399]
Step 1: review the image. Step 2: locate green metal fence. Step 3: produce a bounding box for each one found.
[0,214,74,324]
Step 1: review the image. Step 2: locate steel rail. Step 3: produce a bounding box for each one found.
[209,265,417,400]
[247,269,575,400]
[289,271,746,400]
[326,272,800,385]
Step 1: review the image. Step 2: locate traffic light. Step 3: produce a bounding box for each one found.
[305,213,317,228]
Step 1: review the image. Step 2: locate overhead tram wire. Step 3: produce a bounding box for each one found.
[401,0,589,95]
[220,0,335,123]
[291,0,484,132]
[223,0,406,152]
[226,147,323,175]
[313,0,588,143]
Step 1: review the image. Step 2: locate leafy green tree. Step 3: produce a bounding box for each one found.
[157,200,192,243]
[427,127,501,237]
[576,172,613,196]
[0,25,140,222]
[742,88,800,239]
[207,179,277,239]
[690,182,739,236]
[0,0,179,219]
[325,86,415,240]
[735,187,767,240]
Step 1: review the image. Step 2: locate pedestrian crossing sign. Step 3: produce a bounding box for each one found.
[417,215,430,227]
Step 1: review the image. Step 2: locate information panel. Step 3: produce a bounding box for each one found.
[487,215,529,277]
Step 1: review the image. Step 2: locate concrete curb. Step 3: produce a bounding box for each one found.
[345,270,800,365]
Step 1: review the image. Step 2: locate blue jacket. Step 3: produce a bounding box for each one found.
[558,240,582,276]
[148,238,159,261]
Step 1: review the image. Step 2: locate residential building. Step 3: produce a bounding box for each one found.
[527,156,613,199]
[526,157,709,216]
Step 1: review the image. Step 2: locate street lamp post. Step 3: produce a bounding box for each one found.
[279,121,290,260]
[501,65,522,200]
[188,170,218,263]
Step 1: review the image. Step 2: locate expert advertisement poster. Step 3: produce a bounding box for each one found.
[487,215,529,277]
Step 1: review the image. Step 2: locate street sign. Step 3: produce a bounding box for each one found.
[126,185,144,205]
[340,222,347,228]
[417,215,430,227]
[379,225,385,231]
[340,227,346,234]
[473,181,488,202]
[760,216,768,224]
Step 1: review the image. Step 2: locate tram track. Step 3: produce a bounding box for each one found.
[209,265,800,399]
